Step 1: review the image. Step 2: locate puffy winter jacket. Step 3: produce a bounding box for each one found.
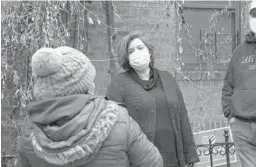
[17,95,163,167]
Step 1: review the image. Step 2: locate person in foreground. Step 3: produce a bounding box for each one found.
[16,46,163,167]
[106,31,199,167]
[221,1,256,167]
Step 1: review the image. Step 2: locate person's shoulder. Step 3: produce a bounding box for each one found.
[112,71,128,80]
[157,69,176,81]
[109,71,131,87]
[17,136,34,153]
[117,104,129,121]
[233,41,247,55]
[230,41,247,63]
[113,71,133,81]
[106,99,128,115]
[108,101,129,123]
[236,41,246,50]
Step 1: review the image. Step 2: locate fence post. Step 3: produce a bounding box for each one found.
[224,129,231,167]
[209,138,213,167]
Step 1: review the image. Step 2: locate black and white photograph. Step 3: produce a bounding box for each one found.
[1,0,256,167]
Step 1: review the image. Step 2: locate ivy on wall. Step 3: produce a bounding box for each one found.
[1,0,117,160]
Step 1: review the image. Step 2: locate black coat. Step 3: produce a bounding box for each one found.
[106,69,200,167]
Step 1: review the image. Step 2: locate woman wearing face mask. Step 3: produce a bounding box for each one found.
[106,31,199,167]
[221,1,256,166]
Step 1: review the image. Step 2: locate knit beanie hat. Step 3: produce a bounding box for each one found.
[32,46,96,100]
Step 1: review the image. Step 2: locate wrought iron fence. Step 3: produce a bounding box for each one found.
[196,129,236,167]
[1,155,18,167]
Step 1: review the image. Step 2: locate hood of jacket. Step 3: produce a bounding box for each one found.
[27,94,119,167]
[245,31,256,43]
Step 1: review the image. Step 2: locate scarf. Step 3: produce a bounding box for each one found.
[129,68,159,90]
[27,95,119,166]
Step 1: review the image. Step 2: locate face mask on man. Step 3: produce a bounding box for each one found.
[250,16,256,33]
[129,49,151,71]
[249,6,256,33]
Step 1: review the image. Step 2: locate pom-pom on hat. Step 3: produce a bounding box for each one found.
[32,46,96,100]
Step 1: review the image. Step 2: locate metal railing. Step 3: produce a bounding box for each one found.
[196,129,236,167]
[1,155,18,167]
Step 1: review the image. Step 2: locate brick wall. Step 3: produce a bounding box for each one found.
[175,70,228,132]
[82,1,177,95]
[70,1,237,132]
[178,80,229,132]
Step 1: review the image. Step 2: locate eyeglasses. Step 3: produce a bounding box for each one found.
[250,8,256,18]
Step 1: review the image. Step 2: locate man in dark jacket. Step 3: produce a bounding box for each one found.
[221,1,256,166]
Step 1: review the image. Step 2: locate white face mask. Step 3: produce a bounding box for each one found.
[250,16,256,33]
[128,38,151,71]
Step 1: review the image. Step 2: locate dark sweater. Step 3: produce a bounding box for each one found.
[106,68,199,167]
[148,75,178,166]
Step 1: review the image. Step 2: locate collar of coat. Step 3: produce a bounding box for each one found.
[29,95,119,166]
